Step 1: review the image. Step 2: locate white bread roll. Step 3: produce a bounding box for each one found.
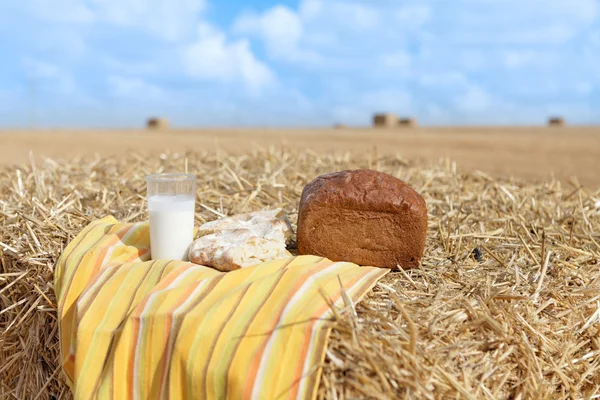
[189,209,292,271]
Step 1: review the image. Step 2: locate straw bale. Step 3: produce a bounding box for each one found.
[146,117,169,130]
[1,148,599,399]
[399,117,417,127]
[373,113,398,128]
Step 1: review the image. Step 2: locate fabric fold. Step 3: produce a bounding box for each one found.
[55,217,388,400]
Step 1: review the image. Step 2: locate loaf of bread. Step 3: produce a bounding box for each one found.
[296,169,427,269]
[188,209,292,272]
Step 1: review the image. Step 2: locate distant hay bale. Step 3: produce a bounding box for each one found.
[146,117,170,130]
[548,116,565,127]
[398,117,417,128]
[333,123,347,129]
[373,113,398,128]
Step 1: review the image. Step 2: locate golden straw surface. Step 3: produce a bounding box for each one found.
[1,147,599,399]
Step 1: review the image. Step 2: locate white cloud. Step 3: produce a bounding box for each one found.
[23,58,61,79]
[589,30,600,49]
[104,58,157,75]
[298,0,322,19]
[455,86,494,113]
[503,51,540,69]
[233,5,331,67]
[0,88,26,113]
[107,75,163,99]
[380,52,412,69]
[575,81,593,95]
[3,0,600,127]
[419,72,469,88]
[15,0,205,41]
[338,2,379,29]
[424,104,449,123]
[234,6,302,55]
[395,5,431,28]
[299,0,379,29]
[233,0,423,69]
[181,23,274,91]
[25,0,94,23]
[88,0,205,41]
[17,58,100,121]
[430,0,599,46]
[362,89,412,112]
[455,50,489,72]
[22,58,78,95]
[227,0,600,125]
[549,0,599,25]
[36,30,87,60]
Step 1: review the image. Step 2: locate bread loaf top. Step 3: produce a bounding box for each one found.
[299,169,426,215]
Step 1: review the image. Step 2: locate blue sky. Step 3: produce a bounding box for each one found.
[0,0,599,127]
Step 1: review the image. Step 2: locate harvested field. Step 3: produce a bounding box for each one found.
[1,126,600,188]
[1,147,599,399]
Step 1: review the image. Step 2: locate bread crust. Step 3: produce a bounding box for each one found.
[297,169,427,269]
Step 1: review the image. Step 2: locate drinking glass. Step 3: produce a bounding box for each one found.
[146,173,196,260]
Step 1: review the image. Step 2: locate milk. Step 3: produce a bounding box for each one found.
[148,195,195,260]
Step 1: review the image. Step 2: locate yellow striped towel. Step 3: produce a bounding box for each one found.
[55,216,388,400]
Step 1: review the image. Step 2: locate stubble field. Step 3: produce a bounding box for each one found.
[1,126,600,399]
[1,126,600,188]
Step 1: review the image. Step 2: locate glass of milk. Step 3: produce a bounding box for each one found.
[146,173,196,261]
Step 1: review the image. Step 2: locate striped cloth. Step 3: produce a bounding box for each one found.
[55,216,388,400]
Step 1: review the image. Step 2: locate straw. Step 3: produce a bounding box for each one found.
[1,148,599,399]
